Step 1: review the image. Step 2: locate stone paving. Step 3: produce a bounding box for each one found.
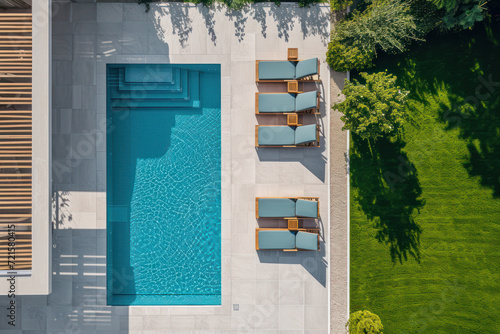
[0,1,334,333]
[329,69,349,334]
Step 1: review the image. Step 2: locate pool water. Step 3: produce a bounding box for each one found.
[106,64,221,305]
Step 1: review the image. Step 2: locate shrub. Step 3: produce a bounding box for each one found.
[297,0,323,7]
[191,0,218,6]
[335,71,409,141]
[431,0,489,30]
[326,39,374,72]
[347,0,421,54]
[327,0,422,72]
[138,0,324,11]
[346,310,384,334]
[137,0,154,12]
[331,0,353,11]
[220,0,249,10]
[409,0,443,35]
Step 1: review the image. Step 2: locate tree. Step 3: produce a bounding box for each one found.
[428,0,489,30]
[342,0,421,53]
[335,72,408,141]
[347,310,384,334]
[408,0,443,35]
[327,0,422,72]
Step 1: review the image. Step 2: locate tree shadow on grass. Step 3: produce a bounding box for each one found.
[439,91,500,198]
[431,29,500,198]
[351,135,425,263]
[374,21,500,199]
[464,137,500,198]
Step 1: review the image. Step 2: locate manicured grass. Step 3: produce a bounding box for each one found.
[350,22,500,333]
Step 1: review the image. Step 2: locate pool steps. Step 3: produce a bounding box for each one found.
[118,68,183,92]
[124,66,174,83]
[112,70,192,100]
[109,66,202,109]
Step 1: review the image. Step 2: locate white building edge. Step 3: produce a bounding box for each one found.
[0,0,51,295]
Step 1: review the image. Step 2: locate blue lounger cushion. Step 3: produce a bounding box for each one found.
[294,124,317,145]
[258,126,295,146]
[295,231,318,250]
[295,90,318,111]
[258,230,296,250]
[258,198,296,217]
[295,58,318,79]
[295,199,318,218]
[259,61,296,80]
[259,94,295,113]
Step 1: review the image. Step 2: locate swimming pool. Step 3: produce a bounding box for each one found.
[106,64,221,305]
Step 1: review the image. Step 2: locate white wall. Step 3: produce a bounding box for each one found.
[0,0,52,296]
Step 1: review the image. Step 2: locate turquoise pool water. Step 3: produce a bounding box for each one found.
[106,64,221,305]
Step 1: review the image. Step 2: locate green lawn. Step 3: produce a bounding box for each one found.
[350,22,500,333]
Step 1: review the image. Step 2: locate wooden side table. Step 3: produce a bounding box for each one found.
[287,219,299,230]
[287,80,299,93]
[287,48,299,61]
[286,113,299,126]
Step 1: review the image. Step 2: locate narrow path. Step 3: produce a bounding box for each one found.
[329,9,350,333]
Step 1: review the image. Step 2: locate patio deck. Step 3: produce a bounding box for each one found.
[1,1,334,332]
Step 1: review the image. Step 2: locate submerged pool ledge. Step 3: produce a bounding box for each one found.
[110,294,222,306]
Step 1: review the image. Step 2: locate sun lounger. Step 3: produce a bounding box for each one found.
[295,198,319,218]
[255,228,320,251]
[256,58,320,82]
[255,124,320,147]
[255,90,320,114]
[256,197,319,219]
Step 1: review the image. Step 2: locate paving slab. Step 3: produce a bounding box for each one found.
[0,2,333,333]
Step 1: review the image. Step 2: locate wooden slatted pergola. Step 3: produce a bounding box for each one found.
[0,12,32,271]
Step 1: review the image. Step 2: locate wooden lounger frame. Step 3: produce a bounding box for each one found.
[255,59,321,83]
[255,124,320,148]
[255,92,321,115]
[255,197,320,219]
[255,228,321,251]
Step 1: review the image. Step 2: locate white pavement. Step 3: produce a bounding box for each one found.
[0,1,336,333]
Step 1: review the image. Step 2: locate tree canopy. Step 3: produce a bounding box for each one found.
[429,0,489,30]
[327,0,422,72]
[335,71,408,141]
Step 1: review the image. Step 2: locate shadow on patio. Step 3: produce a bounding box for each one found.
[151,2,330,47]
[0,226,129,331]
[255,81,328,183]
